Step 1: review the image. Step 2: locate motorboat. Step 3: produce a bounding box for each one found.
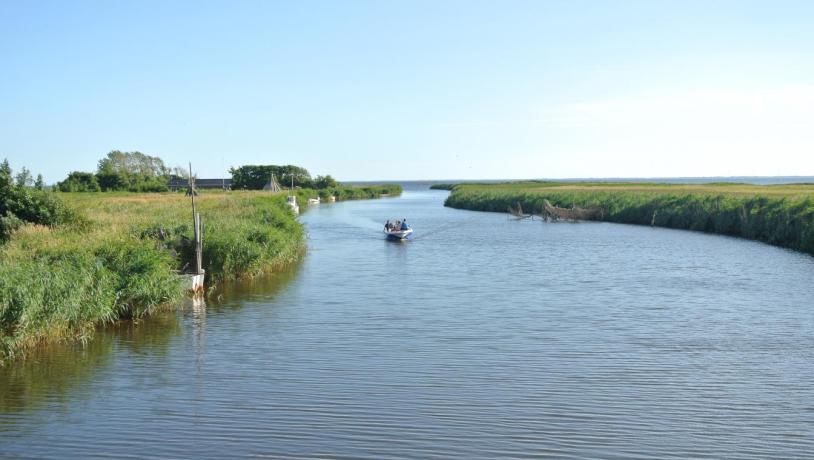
[384,220,413,240]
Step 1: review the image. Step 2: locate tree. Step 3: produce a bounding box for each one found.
[15,167,33,188]
[96,171,127,191]
[97,150,170,191]
[57,172,100,192]
[0,160,12,191]
[172,166,189,179]
[34,174,45,190]
[230,165,313,190]
[97,150,168,177]
[313,175,337,189]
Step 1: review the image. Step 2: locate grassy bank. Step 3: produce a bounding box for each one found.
[0,185,399,359]
[444,182,814,255]
[311,184,402,201]
[0,191,303,358]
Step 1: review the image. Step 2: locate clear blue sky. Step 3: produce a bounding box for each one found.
[2,0,813,183]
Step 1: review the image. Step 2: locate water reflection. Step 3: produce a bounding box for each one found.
[0,312,180,426]
[0,261,301,433]
[206,261,302,306]
[187,295,207,372]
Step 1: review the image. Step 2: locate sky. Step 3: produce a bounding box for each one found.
[1,0,813,183]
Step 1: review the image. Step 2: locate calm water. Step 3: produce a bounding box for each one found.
[3,187,814,459]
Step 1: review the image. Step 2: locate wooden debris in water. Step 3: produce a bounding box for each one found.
[507,202,532,220]
[542,200,603,222]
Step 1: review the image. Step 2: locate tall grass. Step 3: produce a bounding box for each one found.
[445,182,814,256]
[429,184,457,191]
[0,191,305,359]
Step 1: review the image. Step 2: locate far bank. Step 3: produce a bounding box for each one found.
[439,182,814,256]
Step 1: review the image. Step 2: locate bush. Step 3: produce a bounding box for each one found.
[58,172,100,192]
[0,164,72,241]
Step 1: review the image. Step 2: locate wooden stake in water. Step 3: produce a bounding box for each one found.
[194,212,203,275]
[189,162,203,275]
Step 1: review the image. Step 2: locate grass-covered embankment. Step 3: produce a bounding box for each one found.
[0,191,304,358]
[313,184,402,201]
[0,184,400,359]
[444,182,814,255]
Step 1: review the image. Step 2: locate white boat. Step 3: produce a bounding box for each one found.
[384,228,413,240]
[384,220,413,240]
[287,195,299,215]
[307,197,321,205]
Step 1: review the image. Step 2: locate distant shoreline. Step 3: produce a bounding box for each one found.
[346,176,814,187]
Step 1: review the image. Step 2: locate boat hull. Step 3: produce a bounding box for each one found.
[384,228,413,240]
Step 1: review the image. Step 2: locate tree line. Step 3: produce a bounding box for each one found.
[58,151,176,192]
[229,165,336,190]
[57,151,338,192]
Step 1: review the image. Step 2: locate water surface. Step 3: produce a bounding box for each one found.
[2,187,814,459]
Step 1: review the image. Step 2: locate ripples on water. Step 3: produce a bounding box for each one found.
[2,187,814,459]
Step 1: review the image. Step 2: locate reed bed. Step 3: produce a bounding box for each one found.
[0,191,299,359]
[444,182,814,256]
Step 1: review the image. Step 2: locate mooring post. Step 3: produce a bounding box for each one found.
[189,162,196,220]
[194,212,203,275]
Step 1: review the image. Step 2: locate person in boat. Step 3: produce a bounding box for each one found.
[401,219,409,230]
[384,220,391,231]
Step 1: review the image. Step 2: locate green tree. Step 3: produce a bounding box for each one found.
[97,150,168,177]
[230,165,312,190]
[97,150,170,191]
[0,160,12,191]
[34,174,45,190]
[313,175,337,189]
[96,171,127,191]
[15,167,33,188]
[57,172,101,192]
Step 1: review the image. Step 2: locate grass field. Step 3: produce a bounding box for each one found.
[443,181,814,255]
[0,185,399,359]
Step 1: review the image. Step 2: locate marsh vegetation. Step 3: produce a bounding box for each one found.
[444,181,814,255]
[0,184,400,359]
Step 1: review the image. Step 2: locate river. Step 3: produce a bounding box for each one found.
[2,185,814,459]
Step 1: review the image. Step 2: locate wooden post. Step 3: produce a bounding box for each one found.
[194,212,202,275]
[189,162,196,220]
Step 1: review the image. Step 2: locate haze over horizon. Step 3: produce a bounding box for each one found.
[2,1,813,183]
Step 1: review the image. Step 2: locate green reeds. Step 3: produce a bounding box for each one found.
[444,182,814,256]
[0,191,305,359]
